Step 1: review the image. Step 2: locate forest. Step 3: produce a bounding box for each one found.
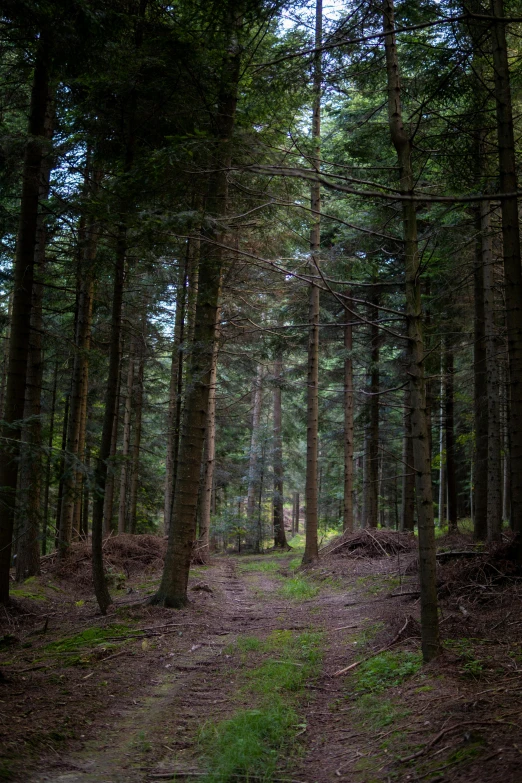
[2,0,522,781]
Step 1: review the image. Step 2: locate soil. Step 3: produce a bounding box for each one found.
[1,533,522,783]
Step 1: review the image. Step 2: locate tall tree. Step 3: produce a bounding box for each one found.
[383,0,440,661]
[151,1,244,606]
[489,0,522,543]
[0,44,52,603]
[303,0,322,564]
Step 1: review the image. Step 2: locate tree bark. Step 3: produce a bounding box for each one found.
[117,341,135,533]
[197,309,220,560]
[0,46,51,602]
[445,345,458,532]
[91,228,126,613]
[343,312,354,532]
[481,203,502,540]
[164,251,189,532]
[401,389,415,531]
[15,89,54,579]
[384,0,440,661]
[151,5,242,607]
[303,0,322,565]
[490,0,522,539]
[438,357,445,527]
[42,360,58,555]
[59,214,96,555]
[128,335,145,535]
[473,210,488,539]
[246,364,263,548]
[55,390,70,549]
[364,294,380,529]
[273,352,288,548]
[102,342,122,536]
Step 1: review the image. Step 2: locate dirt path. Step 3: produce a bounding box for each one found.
[20,553,374,783]
[3,546,522,783]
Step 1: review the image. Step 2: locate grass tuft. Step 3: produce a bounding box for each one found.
[278,577,319,600]
[353,650,422,693]
[199,698,300,783]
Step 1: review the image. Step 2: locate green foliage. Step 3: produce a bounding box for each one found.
[353,651,422,694]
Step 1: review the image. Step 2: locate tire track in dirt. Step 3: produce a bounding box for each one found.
[28,557,311,782]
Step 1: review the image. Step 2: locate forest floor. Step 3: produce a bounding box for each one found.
[1,531,522,783]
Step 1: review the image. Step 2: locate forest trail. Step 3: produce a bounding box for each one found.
[3,545,522,783]
[17,551,378,783]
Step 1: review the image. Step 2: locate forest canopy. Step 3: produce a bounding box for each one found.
[2,0,522,663]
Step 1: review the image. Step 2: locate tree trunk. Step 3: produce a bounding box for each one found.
[15,91,54,579]
[481,203,502,540]
[502,365,511,523]
[273,352,288,548]
[490,0,522,539]
[303,0,322,565]
[197,310,220,560]
[445,346,458,532]
[246,364,263,548]
[384,0,440,661]
[401,389,415,531]
[364,294,380,529]
[151,6,242,607]
[15,246,45,581]
[42,360,58,555]
[91,227,126,613]
[59,215,96,555]
[102,342,122,536]
[128,331,145,535]
[0,47,51,602]
[473,210,488,539]
[164,251,189,532]
[438,359,445,527]
[117,342,135,534]
[343,312,354,532]
[81,437,91,540]
[73,370,89,538]
[55,390,70,549]
[0,293,13,420]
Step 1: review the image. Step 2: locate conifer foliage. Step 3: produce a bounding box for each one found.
[1,0,522,658]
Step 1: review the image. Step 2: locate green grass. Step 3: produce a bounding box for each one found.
[353,651,422,694]
[352,621,384,650]
[444,638,486,678]
[201,630,322,782]
[199,697,300,783]
[238,559,283,574]
[245,631,322,694]
[354,694,410,730]
[277,577,319,600]
[10,576,48,602]
[356,575,401,596]
[41,624,134,665]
